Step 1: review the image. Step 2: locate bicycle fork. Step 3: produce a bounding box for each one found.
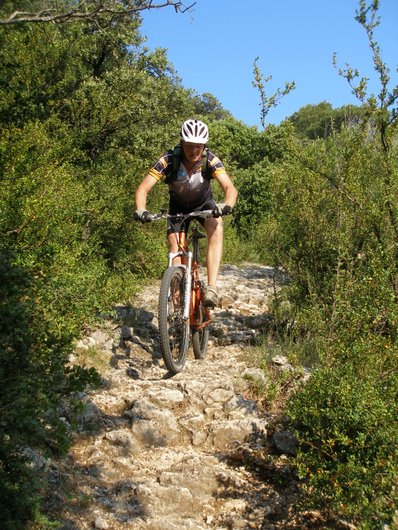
[167,249,192,321]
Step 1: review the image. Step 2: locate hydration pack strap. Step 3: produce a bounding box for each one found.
[164,145,210,184]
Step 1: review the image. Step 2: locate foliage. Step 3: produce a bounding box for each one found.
[208,117,273,169]
[0,445,41,530]
[191,92,232,121]
[287,101,370,139]
[232,121,296,243]
[246,3,398,526]
[0,0,194,25]
[252,57,296,128]
[288,365,398,526]
[221,218,259,266]
[262,99,398,527]
[2,0,398,527]
[0,3,217,526]
[233,163,273,237]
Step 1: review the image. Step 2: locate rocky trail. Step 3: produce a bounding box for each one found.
[43,264,349,530]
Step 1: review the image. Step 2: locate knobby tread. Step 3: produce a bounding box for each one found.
[158,266,189,374]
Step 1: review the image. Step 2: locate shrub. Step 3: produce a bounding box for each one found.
[288,365,398,527]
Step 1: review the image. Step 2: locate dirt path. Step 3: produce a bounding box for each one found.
[43,264,341,530]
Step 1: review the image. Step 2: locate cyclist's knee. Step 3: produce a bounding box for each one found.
[205,217,223,239]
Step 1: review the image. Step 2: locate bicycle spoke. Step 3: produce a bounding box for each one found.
[158,266,189,374]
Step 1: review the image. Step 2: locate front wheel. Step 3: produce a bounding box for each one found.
[158,266,189,374]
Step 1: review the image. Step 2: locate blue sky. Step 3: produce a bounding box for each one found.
[140,0,398,128]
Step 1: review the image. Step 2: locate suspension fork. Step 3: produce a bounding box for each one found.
[167,231,192,320]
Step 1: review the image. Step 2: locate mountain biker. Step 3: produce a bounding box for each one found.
[134,118,238,308]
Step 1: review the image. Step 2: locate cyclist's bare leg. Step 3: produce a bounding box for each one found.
[204,217,223,287]
[167,232,182,265]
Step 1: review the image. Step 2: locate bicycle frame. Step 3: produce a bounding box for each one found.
[137,208,221,373]
[167,222,211,328]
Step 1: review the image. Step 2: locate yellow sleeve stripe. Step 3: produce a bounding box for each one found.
[213,167,227,179]
[148,168,163,181]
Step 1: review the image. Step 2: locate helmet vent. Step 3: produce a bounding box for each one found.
[180,118,209,144]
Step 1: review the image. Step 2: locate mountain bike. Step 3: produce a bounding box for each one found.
[142,209,216,374]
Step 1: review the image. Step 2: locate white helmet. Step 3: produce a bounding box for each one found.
[180,119,209,144]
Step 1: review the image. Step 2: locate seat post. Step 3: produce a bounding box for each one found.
[190,224,205,263]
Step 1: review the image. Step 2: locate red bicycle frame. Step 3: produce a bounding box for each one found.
[175,226,211,329]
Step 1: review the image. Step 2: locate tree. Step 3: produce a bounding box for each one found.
[0,8,199,526]
[333,0,398,149]
[252,57,295,128]
[191,92,232,121]
[287,102,369,139]
[0,0,195,25]
[207,117,268,169]
[255,2,398,526]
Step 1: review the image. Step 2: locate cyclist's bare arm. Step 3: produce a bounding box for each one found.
[135,174,158,210]
[213,172,238,208]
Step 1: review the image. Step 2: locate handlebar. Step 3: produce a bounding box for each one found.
[135,208,232,223]
[148,209,215,222]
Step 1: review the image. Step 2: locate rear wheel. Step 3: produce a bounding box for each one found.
[192,316,209,360]
[192,282,210,359]
[158,266,189,374]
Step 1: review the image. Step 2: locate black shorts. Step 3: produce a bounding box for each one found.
[167,199,216,235]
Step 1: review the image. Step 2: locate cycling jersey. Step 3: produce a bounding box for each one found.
[148,149,227,212]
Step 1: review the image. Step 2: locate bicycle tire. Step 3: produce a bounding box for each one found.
[192,280,209,359]
[192,315,209,359]
[158,266,190,374]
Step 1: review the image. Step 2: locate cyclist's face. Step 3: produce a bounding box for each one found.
[181,141,205,164]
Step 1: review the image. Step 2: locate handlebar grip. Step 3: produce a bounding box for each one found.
[223,206,233,216]
[133,211,155,222]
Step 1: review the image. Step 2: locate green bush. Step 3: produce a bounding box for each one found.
[222,219,259,265]
[0,446,42,530]
[288,365,398,527]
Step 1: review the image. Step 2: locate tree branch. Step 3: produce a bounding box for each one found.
[252,57,295,129]
[0,1,196,25]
